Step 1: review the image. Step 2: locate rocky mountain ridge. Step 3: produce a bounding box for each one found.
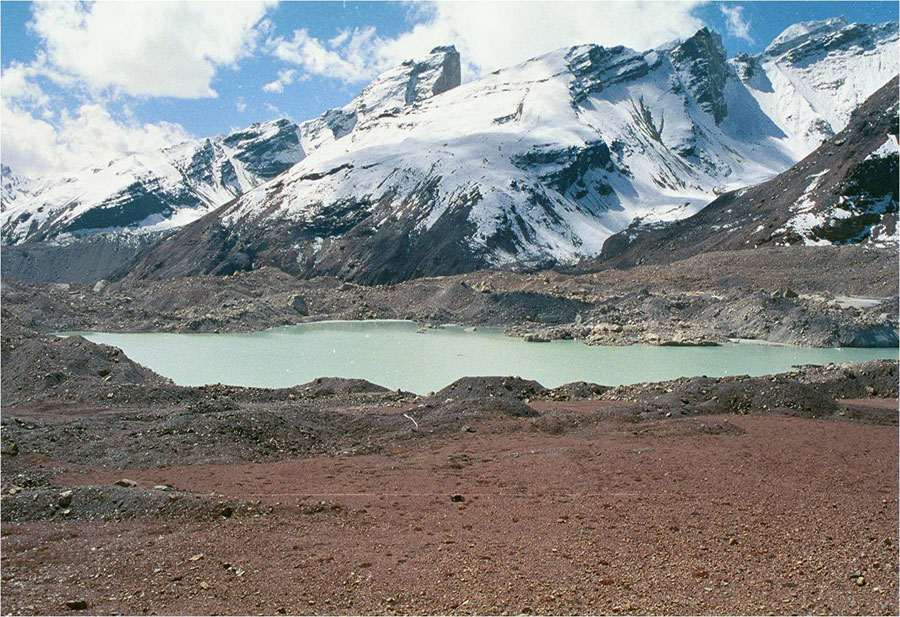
[121,20,897,284]
[600,76,899,267]
[2,21,897,285]
[0,47,462,248]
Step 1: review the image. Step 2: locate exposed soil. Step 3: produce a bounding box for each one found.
[1,245,898,615]
[1,310,898,615]
[2,412,897,616]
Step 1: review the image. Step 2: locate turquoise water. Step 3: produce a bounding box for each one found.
[68,320,899,395]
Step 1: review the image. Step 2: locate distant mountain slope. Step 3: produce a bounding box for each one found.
[599,76,898,268]
[121,21,897,284]
[3,21,898,285]
[0,119,305,245]
[1,165,34,211]
[0,46,462,248]
[734,18,899,151]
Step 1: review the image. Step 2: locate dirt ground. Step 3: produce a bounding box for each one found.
[1,278,898,615]
[2,410,897,616]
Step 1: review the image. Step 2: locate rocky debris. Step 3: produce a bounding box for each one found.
[0,405,326,468]
[297,377,391,397]
[0,485,261,523]
[523,333,551,343]
[427,376,546,402]
[114,478,138,488]
[290,294,309,315]
[1,247,896,350]
[2,234,164,286]
[507,288,898,348]
[64,600,89,611]
[601,359,898,423]
[1,309,171,408]
[539,382,611,401]
[421,397,541,422]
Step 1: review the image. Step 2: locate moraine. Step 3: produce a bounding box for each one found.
[64,320,898,395]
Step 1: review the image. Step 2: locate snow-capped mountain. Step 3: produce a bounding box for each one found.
[0,46,463,249]
[732,17,899,153]
[600,76,899,268]
[1,165,34,212]
[0,118,305,245]
[123,20,898,284]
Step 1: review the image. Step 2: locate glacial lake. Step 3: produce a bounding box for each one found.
[65,320,900,395]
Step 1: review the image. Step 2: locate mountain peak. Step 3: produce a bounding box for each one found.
[671,27,726,66]
[429,44,458,55]
[762,16,899,62]
[353,45,461,116]
[293,45,462,153]
[766,17,849,56]
[670,27,728,124]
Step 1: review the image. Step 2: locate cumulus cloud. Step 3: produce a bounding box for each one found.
[1,100,192,177]
[266,27,385,83]
[1,2,279,177]
[266,1,706,84]
[262,69,300,94]
[720,4,754,43]
[29,1,275,98]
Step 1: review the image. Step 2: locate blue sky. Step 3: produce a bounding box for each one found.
[2,1,897,177]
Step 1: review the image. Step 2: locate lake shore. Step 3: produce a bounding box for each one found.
[2,299,899,615]
[2,246,897,349]
[2,245,898,615]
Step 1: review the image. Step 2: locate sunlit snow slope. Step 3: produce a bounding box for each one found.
[0,119,306,245]
[4,20,898,285]
[126,21,898,283]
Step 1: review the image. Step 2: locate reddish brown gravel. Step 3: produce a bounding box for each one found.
[2,413,897,616]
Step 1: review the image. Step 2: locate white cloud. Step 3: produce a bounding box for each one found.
[720,4,754,43]
[1,1,279,177]
[1,100,192,177]
[1,63,51,107]
[262,81,284,94]
[236,98,248,113]
[266,27,385,83]
[267,1,706,84]
[29,1,276,98]
[262,69,299,93]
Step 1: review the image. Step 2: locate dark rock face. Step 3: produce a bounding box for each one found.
[428,46,462,97]
[115,180,491,285]
[670,28,729,124]
[228,119,305,178]
[567,45,653,104]
[64,186,196,235]
[599,76,899,268]
[1,234,162,284]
